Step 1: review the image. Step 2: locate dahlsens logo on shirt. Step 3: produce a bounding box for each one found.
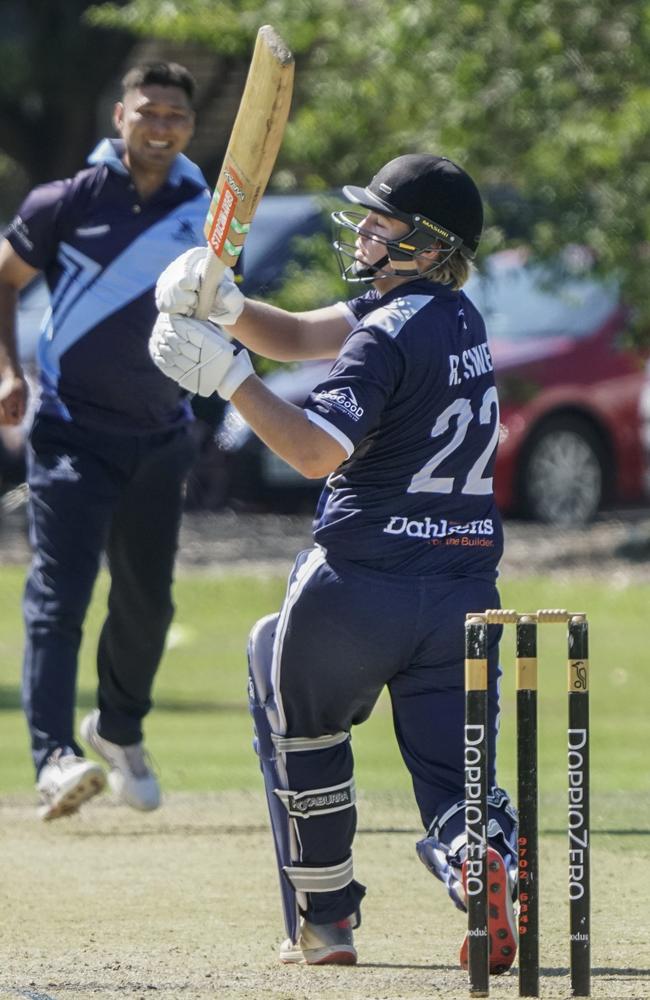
[383,515,494,541]
[314,386,364,421]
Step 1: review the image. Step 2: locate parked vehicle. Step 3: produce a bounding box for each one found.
[217,239,648,525]
[472,248,647,524]
[640,360,650,498]
[238,193,328,297]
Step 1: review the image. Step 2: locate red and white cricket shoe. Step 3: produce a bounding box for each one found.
[459,846,517,976]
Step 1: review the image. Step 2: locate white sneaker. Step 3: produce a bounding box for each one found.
[279,914,358,965]
[80,710,160,811]
[37,749,106,821]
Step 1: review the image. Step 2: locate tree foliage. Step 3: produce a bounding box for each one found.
[83,0,650,335]
[0,1,137,214]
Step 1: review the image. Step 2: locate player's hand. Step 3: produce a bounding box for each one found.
[149,313,253,399]
[0,370,29,426]
[155,246,205,315]
[205,266,245,327]
[155,248,245,326]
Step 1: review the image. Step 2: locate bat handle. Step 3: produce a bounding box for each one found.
[194,250,227,321]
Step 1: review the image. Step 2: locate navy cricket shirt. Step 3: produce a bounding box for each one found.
[304,279,504,578]
[4,139,210,433]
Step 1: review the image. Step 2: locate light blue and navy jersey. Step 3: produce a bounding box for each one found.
[4,139,210,432]
[304,279,503,578]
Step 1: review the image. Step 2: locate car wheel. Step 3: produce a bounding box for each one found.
[519,417,606,526]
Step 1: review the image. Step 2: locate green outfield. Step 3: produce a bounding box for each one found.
[1,566,648,831]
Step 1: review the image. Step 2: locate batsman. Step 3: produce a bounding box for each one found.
[150,153,518,972]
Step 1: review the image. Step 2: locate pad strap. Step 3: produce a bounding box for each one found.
[272,731,349,753]
[284,855,354,893]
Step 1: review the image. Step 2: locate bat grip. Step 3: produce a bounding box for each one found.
[194,251,227,321]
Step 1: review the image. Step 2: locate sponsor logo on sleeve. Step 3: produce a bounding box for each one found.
[6,216,34,252]
[313,386,364,422]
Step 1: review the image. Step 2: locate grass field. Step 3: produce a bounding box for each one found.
[1,567,649,813]
[0,566,649,998]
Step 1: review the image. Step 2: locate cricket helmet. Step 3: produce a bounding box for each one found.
[332,153,483,282]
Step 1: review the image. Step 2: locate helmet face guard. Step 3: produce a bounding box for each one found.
[331,207,464,284]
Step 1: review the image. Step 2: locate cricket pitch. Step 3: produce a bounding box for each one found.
[0,790,647,999]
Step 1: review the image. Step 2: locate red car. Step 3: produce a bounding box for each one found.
[218,244,648,526]
[470,249,647,524]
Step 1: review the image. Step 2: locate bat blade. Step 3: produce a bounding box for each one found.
[196,25,294,318]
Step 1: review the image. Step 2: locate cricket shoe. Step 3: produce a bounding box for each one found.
[279,914,358,965]
[37,749,106,821]
[459,847,517,976]
[80,710,160,812]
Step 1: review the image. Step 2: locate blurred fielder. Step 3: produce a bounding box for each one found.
[0,62,207,820]
[150,153,518,973]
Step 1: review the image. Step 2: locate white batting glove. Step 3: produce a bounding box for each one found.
[206,267,245,326]
[155,247,206,315]
[155,247,245,326]
[149,314,253,399]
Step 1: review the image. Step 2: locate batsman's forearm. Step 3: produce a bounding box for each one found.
[230,299,347,362]
[231,374,345,478]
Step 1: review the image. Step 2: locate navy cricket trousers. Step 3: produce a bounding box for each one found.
[270,547,506,923]
[23,415,196,775]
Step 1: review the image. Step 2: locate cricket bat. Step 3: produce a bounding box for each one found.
[195,25,294,319]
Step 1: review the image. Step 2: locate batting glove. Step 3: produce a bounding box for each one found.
[155,247,245,326]
[149,314,253,399]
[155,247,206,315]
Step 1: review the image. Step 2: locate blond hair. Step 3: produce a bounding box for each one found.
[426,249,473,290]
